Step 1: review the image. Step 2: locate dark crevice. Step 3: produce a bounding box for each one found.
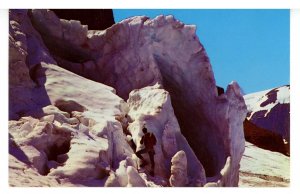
[116,115,137,153]
[47,141,71,161]
[153,54,227,177]
[217,86,224,96]
[28,63,42,86]
[42,138,71,176]
[55,99,87,115]
[42,37,91,64]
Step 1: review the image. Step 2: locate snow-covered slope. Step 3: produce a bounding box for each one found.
[239,142,289,187]
[9,9,247,187]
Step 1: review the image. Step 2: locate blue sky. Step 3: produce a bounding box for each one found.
[113,9,290,94]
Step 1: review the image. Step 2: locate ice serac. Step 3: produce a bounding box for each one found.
[10,9,247,187]
[9,9,56,120]
[127,84,206,186]
[224,82,248,185]
[169,150,188,187]
[127,166,147,187]
[29,10,247,186]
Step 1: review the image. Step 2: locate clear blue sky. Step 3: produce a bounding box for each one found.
[113,9,290,94]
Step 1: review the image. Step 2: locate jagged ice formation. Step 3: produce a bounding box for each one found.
[9,9,247,187]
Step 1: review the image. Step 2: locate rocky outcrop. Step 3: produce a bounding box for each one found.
[244,119,288,155]
[243,85,290,155]
[244,85,290,141]
[9,9,247,187]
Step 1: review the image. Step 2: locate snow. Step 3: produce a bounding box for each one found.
[239,142,290,187]
[277,86,290,104]
[127,166,147,187]
[9,155,60,187]
[169,150,188,187]
[244,85,290,119]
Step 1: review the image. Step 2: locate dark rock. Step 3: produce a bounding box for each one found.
[217,86,224,96]
[243,119,289,156]
[250,103,290,141]
[244,85,290,148]
[260,88,278,107]
[51,9,115,30]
